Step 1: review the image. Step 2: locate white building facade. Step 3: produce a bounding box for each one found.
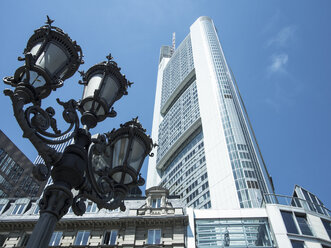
[147,16,272,210]
[187,190,331,248]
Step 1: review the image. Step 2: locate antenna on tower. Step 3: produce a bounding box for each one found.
[171,32,176,55]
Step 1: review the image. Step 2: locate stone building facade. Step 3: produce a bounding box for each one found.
[0,187,188,247]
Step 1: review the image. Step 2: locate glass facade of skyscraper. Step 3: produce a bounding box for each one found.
[147,16,273,209]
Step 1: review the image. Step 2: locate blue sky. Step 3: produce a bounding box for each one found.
[0,0,330,207]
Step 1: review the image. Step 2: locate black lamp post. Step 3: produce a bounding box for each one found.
[3,16,155,248]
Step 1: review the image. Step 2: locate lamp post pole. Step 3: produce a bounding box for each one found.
[3,16,154,248]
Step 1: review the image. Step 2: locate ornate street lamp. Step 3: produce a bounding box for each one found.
[3,17,155,248]
[78,54,132,129]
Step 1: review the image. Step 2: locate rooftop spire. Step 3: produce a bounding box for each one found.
[171,32,176,55]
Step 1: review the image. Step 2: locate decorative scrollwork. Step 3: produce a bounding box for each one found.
[24,98,79,144]
[86,138,114,199]
[149,142,159,157]
[4,89,62,165]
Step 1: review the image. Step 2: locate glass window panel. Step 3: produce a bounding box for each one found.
[147,230,154,244]
[112,138,129,168]
[301,189,316,212]
[128,139,145,172]
[17,204,25,214]
[110,230,118,245]
[0,204,5,213]
[295,215,312,236]
[83,74,103,99]
[33,205,39,215]
[196,218,272,247]
[86,202,92,213]
[95,102,106,116]
[49,231,62,246]
[0,234,6,246]
[148,229,161,244]
[322,219,331,239]
[82,231,90,245]
[100,76,119,105]
[12,204,22,215]
[22,71,46,88]
[123,174,132,184]
[112,172,123,184]
[155,229,161,244]
[35,42,68,74]
[152,198,161,208]
[281,211,299,234]
[291,240,305,248]
[74,231,84,245]
[30,42,42,56]
[103,232,110,245]
[91,203,97,212]
[20,234,30,246]
[112,172,132,184]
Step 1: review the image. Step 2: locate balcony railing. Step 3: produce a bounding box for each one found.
[263,193,330,217]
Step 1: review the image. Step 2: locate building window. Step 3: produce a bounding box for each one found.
[0,234,7,246]
[49,231,62,246]
[85,202,97,213]
[195,218,272,247]
[0,203,6,213]
[103,230,118,245]
[152,198,161,208]
[147,229,161,244]
[281,211,299,234]
[322,219,331,239]
[33,205,40,215]
[20,234,30,246]
[11,203,26,215]
[295,214,313,236]
[74,231,90,246]
[291,240,305,248]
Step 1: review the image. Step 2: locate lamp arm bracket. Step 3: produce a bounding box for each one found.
[4,88,61,166]
[4,89,80,169]
[22,98,79,145]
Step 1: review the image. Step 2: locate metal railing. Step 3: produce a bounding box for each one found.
[263,193,331,217]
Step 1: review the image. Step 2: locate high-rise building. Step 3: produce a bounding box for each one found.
[147,16,274,209]
[0,130,46,198]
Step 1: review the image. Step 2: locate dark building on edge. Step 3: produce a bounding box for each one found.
[0,130,46,198]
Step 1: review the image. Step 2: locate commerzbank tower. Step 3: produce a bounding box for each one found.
[146,16,274,210]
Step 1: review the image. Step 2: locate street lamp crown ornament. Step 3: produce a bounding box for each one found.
[2,16,153,248]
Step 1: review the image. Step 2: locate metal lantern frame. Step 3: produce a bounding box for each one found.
[106,118,152,185]
[86,118,152,201]
[3,16,83,103]
[2,16,155,248]
[78,55,132,129]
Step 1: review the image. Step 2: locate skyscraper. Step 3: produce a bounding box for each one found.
[147,16,273,209]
